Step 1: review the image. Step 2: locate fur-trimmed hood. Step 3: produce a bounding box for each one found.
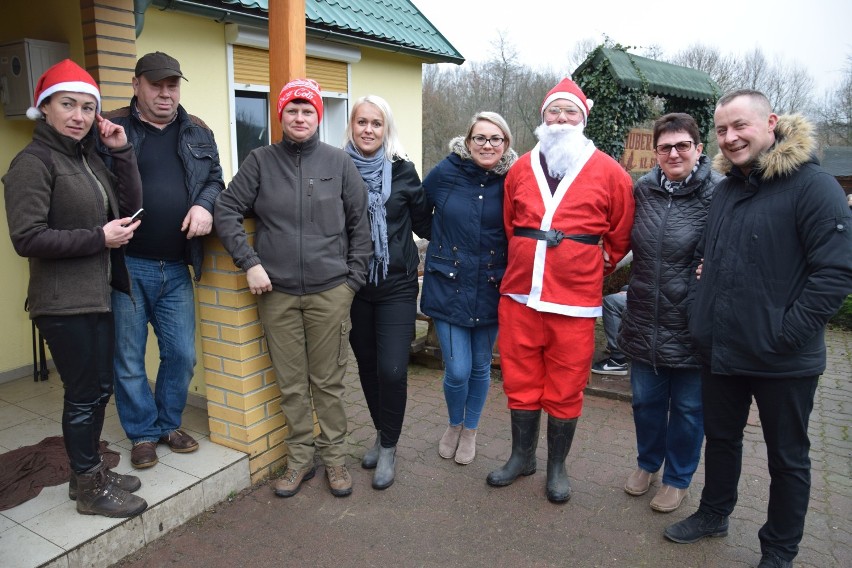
[712,114,816,179]
[449,136,518,176]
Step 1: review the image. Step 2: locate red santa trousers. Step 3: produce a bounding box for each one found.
[498,296,595,419]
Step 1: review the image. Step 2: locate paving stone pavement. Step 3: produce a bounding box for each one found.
[113,328,851,568]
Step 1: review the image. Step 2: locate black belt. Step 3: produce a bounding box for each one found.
[513,228,601,248]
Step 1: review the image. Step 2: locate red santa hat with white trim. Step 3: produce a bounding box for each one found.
[540,78,593,124]
[26,59,101,120]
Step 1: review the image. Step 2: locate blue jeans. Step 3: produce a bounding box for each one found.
[434,319,497,430]
[630,360,703,488]
[112,257,197,444]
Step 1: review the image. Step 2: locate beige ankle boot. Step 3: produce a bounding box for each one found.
[454,428,477,464]
[438,424,462,458]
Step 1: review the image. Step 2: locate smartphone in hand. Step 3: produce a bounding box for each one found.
[123,208,145,226]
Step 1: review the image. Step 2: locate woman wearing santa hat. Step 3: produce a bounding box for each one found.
[3,59,147,517]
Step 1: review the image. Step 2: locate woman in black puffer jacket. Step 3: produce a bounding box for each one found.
[617,113,722,513]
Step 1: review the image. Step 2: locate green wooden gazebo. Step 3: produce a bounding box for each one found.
[573,47,720,158]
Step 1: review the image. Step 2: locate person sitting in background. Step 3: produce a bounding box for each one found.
[592,284,629,376]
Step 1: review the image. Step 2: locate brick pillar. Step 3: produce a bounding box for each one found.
[198,221,288,483]
[79,0,136,111]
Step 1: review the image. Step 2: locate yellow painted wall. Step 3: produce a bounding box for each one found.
[350,48,424,177]
[0,1,85,377]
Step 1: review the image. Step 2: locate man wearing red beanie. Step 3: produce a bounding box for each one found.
[487,78,634,503]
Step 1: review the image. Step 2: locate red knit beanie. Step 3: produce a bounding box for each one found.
[276,78,323,122]
[26,59,101,120]
[540,78,593,124]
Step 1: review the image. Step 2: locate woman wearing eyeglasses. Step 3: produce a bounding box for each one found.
[617,113,723,512]
[421,112,517,465]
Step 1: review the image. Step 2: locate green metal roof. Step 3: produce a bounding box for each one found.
[574,48,718,101]
[215,0,464,64]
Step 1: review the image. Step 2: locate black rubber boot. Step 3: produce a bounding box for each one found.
[486,409,541,487]
[545,415,577,504]
[75,462,148,518]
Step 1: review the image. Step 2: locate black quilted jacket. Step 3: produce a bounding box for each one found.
[618,155,721,368]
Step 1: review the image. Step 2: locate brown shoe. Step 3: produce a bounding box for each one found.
[650,484,688,513]
[159,429,199,453]
[272,466,316,498]
[325,465,352,497]
[69,467,141,500]
[624,467,655,496]
[131,441,158,469]
[75,463,147,518]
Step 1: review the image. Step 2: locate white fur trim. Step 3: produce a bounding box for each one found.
[35,81,101,112]
[541,93,590,124]
[26,106,43,120]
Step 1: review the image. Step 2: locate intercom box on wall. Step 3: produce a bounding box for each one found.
[0,39,70,119]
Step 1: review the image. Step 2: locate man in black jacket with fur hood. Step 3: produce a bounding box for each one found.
[664,90,852,568]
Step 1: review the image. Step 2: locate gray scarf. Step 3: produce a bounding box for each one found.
[345,142,392,284]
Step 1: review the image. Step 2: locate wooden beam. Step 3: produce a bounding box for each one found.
[268,0,306,143]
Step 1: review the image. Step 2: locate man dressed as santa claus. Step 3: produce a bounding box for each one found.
[487,78,634,503]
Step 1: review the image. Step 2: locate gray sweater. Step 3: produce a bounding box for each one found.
[3,121,142,317]
[215,133,371,295]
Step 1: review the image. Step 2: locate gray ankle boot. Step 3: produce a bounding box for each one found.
[361,431,381,469]
[372,445,396,490]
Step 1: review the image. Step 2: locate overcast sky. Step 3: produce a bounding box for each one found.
[413,0,850,96]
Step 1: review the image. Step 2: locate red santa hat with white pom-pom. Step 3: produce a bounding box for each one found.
[26,59,101,120]
[540,77,593,124]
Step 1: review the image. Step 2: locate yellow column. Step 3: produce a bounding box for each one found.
[198,223,288,483]
[79,0,136,110]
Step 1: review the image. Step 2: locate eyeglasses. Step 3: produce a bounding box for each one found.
[545,106,581,118]
[654,141,695,155]
[471,135,505,147]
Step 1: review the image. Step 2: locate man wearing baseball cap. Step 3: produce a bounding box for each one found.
[101,52,224,470]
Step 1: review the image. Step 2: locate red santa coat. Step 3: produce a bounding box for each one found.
[501,142,634,316]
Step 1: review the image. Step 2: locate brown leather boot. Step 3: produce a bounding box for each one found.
[75,463,147,518]
[69,466,141,500]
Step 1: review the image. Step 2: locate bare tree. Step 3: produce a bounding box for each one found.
[669,44,814,113]
[814,55,852,146]
[567,37,600,73]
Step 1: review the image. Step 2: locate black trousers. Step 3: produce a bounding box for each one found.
[34,313,114,473]
[698,368,818,561]
[349,274,418,447]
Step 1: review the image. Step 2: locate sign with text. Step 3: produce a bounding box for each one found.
[620,128,656,172]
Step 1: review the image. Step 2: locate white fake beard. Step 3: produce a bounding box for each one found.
[534,122,590,179]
